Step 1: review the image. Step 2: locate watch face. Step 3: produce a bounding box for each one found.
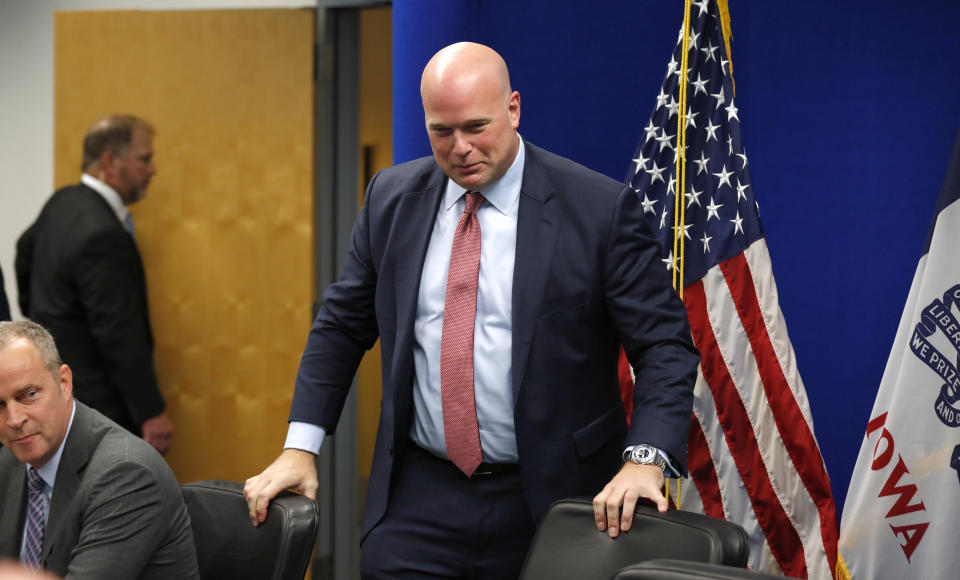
[636,445,656,463]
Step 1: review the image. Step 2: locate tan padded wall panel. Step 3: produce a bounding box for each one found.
[54,9,315,484]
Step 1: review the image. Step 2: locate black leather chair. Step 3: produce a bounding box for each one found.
[613,559,786,579]
[181,480,319,580]
[519,498,749,580]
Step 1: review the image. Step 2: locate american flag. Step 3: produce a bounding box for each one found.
[623,1,839,577]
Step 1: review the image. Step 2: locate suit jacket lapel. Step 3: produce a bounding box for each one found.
[389,167,446,437]
[44,402,92,562]
[511,145,559,402]
[0,461,26,557]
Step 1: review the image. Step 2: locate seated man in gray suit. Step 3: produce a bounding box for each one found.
[0,321,198,579]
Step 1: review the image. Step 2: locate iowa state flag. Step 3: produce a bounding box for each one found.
[839,129,960,579]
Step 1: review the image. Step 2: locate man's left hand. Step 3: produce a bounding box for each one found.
[593,462,667,538]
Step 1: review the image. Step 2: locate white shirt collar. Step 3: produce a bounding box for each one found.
[443,134,525,215]
[81,173,130,226]
[35,400,76,492]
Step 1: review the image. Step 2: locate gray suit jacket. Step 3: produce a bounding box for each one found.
[0,402,198,579]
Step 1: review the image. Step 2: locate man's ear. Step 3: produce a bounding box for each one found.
[59,364,74,399]
[99,150,118,176]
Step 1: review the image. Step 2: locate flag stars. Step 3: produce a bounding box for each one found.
[633,151,650,174]
[666,175,676,196]
[725,99,740,123]
[700,231,712,253]
[641,193,658,214]
[644,119,659,142]
[727,134,734,156]
[694,151,711,175]
[730,211,745,235]
[666,56,679,78]
[648,161,667,184]
[701,41,718,63]
[706,197,723,221]
[656,129,675,152]
[704,119,720,142]
[686,107,699,129]
[711,86,725,110]
[672,143,688,164]
[662,250,675,271]
[737,152,748,168]
[736,179,750,202]
[713,164,734,189]
[686,186,704,208]
[655,90,670,110]
[691,73,709,97]
[659,207,670,230]
[687,30,700,51]
[693,0,709,16]
[673,221,693,240]
[665,97,681,118]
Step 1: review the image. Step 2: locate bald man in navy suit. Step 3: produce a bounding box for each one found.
[245,42,699,579]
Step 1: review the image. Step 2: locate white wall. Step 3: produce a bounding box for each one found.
[0,0,315,318]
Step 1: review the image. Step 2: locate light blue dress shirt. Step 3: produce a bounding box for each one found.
[408,139,524,462]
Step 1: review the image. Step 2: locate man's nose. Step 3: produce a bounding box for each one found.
[452,132,471,156]
[4,404,26,429]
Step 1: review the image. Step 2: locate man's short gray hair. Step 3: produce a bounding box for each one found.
[0,320,63,376]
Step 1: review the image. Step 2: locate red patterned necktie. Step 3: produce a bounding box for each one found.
[22,467,45,567]
[441,191,485,476]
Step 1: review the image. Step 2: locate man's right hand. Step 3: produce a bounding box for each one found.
[141,412,174,455]
[243,448,319,527]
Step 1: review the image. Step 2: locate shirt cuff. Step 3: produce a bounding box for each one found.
[284,421,326,454]
[622,444,680,479]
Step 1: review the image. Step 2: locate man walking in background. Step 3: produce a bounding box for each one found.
[15,115,173,454]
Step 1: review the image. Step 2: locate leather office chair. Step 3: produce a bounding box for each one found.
[613,559,786,579]
[519,498,749,580]
[181,480,319,580]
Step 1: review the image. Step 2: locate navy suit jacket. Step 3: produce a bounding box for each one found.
[290,141,699,537]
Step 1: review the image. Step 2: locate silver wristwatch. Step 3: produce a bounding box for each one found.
[625,444,667,472]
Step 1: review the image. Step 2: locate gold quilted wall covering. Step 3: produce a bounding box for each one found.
[54,9,315,483]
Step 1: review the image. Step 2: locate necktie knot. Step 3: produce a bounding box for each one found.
[123,213,136,238]
[463,191,485,214]
[27,468,44,493]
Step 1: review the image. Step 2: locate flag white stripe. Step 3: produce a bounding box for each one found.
[700,250,832,578]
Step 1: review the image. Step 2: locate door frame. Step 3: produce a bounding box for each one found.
[313,2,390,578]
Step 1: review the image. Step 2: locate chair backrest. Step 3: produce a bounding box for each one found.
[519,498,749,580]
[612,559,787,579]
[181,480,319,580]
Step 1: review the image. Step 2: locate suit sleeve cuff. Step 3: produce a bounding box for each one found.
[284,421,326,454]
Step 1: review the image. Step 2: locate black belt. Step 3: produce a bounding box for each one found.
[409,443,519,477]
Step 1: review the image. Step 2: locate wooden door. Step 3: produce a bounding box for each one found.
[54,9,315,484]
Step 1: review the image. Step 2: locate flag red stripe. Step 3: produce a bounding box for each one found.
[719,254,839,574]
[685,279,808,578]
[686,411,725,519]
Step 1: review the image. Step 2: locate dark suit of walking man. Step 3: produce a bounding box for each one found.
[0,321,198,579]
[16,115,173,454]
[245,43,700,578]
